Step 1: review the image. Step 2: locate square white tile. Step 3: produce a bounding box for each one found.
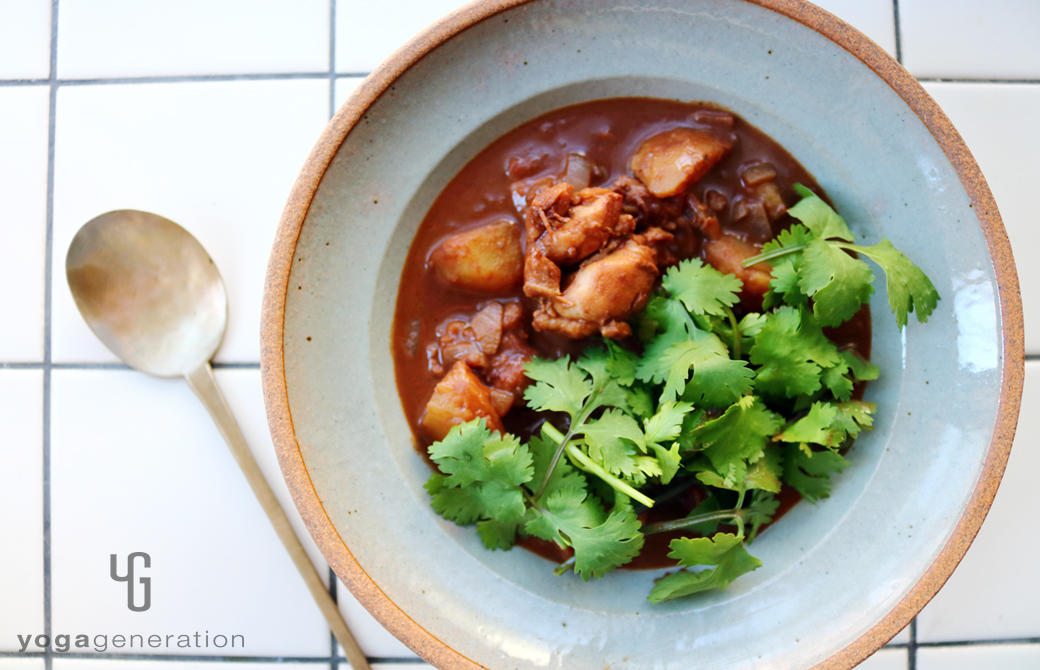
[857,647,907,670]
[56,0,329,79]
[371,664,430,670]
[900,0,1040,79]
[0,370,44,652]
[334,76,365,113]
[918,643,1040,670]
[0,0,51,80]
[51,79,329,364]
[0,86,49,362]
[915,362,1040,642]
[813,0,896,57]
[335,577,417,659]
[54,662,326,670]
[335,0,468,73]
[50,368,330,657]
[0,659,45,670]
[921,82,1040,355]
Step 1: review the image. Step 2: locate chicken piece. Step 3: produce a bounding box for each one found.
[533,236,659,339]
[610,175,685,227]
[630,128,730,197]
[522,184,570,298]
[540,187,625,265]
[428,220,524,291]
[485,332,538,402]
[703,233,773,308]
[421,361,505,441]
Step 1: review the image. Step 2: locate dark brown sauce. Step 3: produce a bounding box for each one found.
[391,97,871,569]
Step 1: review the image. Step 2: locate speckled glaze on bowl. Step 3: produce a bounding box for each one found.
[261,1,1023,668]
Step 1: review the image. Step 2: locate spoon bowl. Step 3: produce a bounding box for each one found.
[66,210,226,377]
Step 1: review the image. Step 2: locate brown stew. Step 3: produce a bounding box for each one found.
[391,97,870,568]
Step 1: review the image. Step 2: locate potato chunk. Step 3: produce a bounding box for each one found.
[703,234,773,307]
[421,361,504,441]
[630,128,730,197]
[429,221,523,291]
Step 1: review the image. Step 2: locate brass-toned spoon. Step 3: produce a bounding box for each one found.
[66,210,370,670]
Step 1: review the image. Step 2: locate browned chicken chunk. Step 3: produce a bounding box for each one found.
[630,127,730,197]
[429,220,524,291]
[533,236,660,339]
[421,361,505,441]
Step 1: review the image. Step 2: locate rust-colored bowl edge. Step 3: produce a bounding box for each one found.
[260,1,1025,668]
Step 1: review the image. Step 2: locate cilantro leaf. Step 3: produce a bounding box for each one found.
[661,258,743,317]
[745,489,781,542]
[788,187,855,241]
[744,445,784,494]
[657,331,753,408]
[648,532,762,602]
[528,428,587,500]
[852,238,940,328]
[799,239,875,327]
[428,419,533,489]
[685,396,782,489]
[526,486,644,580]
[524,357,591,417]
[749,307,841,398]
[782,443,850,502]
[777,401,875,449]
[580,410,644,478]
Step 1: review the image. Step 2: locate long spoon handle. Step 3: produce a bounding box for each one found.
[185,362,371,670]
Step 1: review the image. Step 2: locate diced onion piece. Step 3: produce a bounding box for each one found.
[428,221,524,291]
[705,189,728,212]
[564,153,595,190]
[731,198,772,242]
[751,181,787,221]
[470,302,504,355]
[740,162,777,186]
[420,361,504,441]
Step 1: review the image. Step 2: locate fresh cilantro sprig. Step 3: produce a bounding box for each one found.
[744,185,940,328]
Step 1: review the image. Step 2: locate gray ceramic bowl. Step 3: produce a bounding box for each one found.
[261,1,1024,668]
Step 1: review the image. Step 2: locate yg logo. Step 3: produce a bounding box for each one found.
[110,552,151,612]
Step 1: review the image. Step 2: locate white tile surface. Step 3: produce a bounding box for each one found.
[333,76,365,113]
[857,648,907,670]
[335,0,468,73]
[57,0,329,79]
[813,0,896,56]
[918,643,1040,670]
[0,86,49,362]
[0,371,44,651]
[922,82,1040,355]
[54,662,326,670]
[900,0,1040,80]
[336,577,417,659]
[0,0,51,80]
[0,659,45,670]
[916,362,1040,642]
[50,368,330,657]
[51,79,328,364]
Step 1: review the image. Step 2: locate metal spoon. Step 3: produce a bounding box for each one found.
[66,210,371,670]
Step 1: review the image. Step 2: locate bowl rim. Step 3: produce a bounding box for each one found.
[260,1,1025,667]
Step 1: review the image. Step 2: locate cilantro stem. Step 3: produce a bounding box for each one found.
[741,243,807,268]
[533,421,579,501]
[725,306,741,360]
[564,444,655,508]
[552,556,576,576]
[642,508,744,535]
[539,423,655,507]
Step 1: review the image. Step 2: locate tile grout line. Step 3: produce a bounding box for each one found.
[892,0,903,65]
[329,567,340,670]
[329,0,338,121]
[908,617,917,670]
[42,2,60,670]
